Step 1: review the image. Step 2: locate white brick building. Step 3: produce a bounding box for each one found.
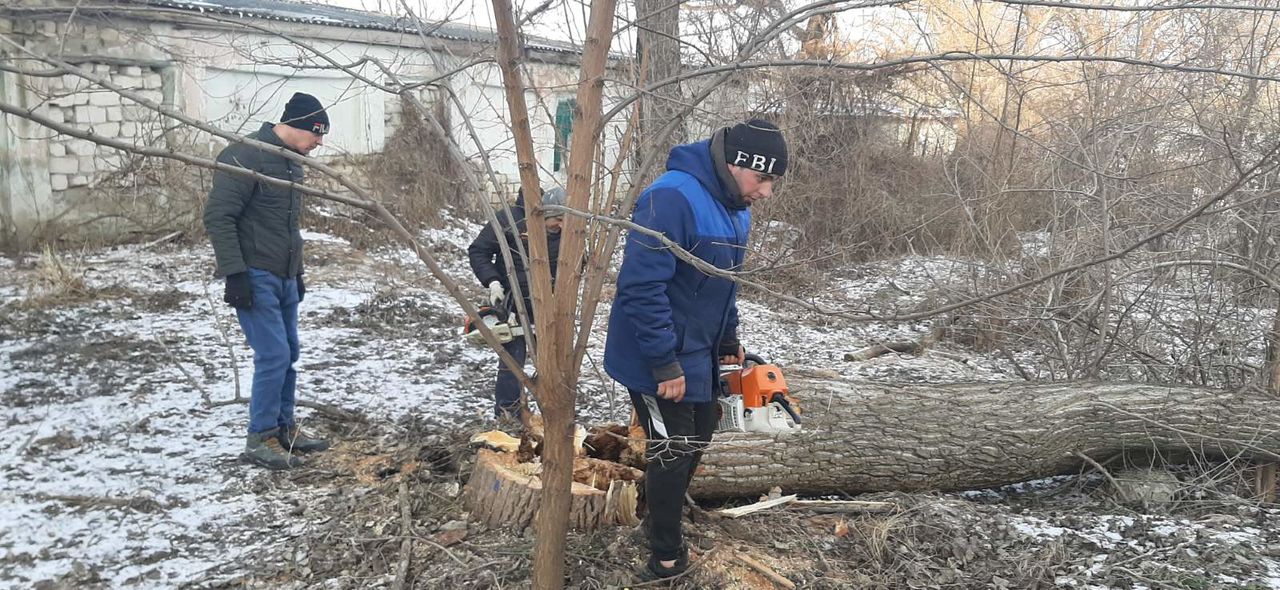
[0,0,629,247]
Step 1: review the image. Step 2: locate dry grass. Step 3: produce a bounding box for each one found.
[30,246,87,296]
[5,247,171,312]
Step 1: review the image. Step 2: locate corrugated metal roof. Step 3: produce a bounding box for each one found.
[138,0,581,54]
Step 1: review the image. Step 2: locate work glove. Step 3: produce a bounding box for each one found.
[297,275,306,302]
[488,281,505,307]
[224,272,253,309]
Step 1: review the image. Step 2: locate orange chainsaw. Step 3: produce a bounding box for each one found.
[717,353,802,434]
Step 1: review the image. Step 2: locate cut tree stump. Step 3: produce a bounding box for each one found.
[684,379,1280,498]
[464,449,642,531]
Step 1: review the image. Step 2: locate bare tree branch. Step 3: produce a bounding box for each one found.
[601,52,1280,130]
[992,0,1280,12]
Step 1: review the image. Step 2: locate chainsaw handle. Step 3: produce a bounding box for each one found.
[769,392,802,425]
[743,352,768,367]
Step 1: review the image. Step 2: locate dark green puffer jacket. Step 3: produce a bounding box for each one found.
[203,122,305,279]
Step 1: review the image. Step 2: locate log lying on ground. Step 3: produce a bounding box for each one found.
[844,341,922,361]
[690,379,1280,498]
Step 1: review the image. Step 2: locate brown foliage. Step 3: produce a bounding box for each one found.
[354,96,470,228]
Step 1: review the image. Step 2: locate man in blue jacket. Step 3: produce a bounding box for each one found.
[604,119,787,580]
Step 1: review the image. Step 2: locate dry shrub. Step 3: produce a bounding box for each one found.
[740,69,1055,276]
[359,96,469,228]
[12,133,211,252]
[300,97,473,247]
[760,142,954,260]
[28,245,87,299]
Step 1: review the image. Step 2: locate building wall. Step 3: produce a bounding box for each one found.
[0,8,630,246]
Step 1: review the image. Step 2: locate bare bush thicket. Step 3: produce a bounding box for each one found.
[21,130,210,249]
[356,96,468,227]
[300,97,470,249]
[757,69,961,262]
[639,1,1280,395]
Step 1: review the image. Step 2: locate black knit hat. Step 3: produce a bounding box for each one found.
[281,92,330,135]
[723,119,787,176]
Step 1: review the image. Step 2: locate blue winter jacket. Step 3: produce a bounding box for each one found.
[604,139,750,403]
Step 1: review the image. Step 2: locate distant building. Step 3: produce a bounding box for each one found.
[0,0,627,247]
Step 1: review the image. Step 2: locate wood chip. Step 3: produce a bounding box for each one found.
[717,494,797,518]
[469,430,520,453]
[734,552,796,589]
[790,499,898,514]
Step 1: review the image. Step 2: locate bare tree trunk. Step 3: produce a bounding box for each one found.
[490,1,617,588]
[635,0,683,177]
[689,379,1280,498]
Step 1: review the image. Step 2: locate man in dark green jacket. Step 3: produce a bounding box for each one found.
[203,92,331,470]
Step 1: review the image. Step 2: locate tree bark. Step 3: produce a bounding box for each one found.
[635,0,683,177]
[489,0,617,587]
[689,379,1280,498]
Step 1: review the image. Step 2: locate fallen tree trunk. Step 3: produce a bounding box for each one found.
[844,341,923,361]
[690,379,1280,498]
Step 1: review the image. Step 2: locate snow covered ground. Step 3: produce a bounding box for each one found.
[0,227,500,587]
[3,219,1280,588]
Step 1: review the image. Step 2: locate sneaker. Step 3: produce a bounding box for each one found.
[277,424,330,453]
[243,428,304,470]
[636,548,689,581]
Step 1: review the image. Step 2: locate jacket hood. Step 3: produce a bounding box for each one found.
[666,136,747,210]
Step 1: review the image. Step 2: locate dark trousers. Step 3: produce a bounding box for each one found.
[494,335,527,417]
[629,389,718,561]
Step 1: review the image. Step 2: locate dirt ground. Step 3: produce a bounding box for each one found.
[5,230,1280,589]
[206,413,1280,590]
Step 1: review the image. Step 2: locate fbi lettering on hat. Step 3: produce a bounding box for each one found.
[723,119,788,177]
[732,150,780,174]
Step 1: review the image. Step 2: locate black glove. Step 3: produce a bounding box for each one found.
[718,337,741,358]
[223,272,253,309]
[297,275,306,302]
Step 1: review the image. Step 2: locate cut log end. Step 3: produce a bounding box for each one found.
[464,449,642,531]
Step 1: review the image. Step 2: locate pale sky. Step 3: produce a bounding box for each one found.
[316,0,920,61]
[328,0,600,46]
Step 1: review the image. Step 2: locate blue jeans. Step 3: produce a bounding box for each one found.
[236,267,300,434]
[495,335,527,417]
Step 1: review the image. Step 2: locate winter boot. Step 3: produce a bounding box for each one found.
[277,424,330,454]
[243,428,304,470]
